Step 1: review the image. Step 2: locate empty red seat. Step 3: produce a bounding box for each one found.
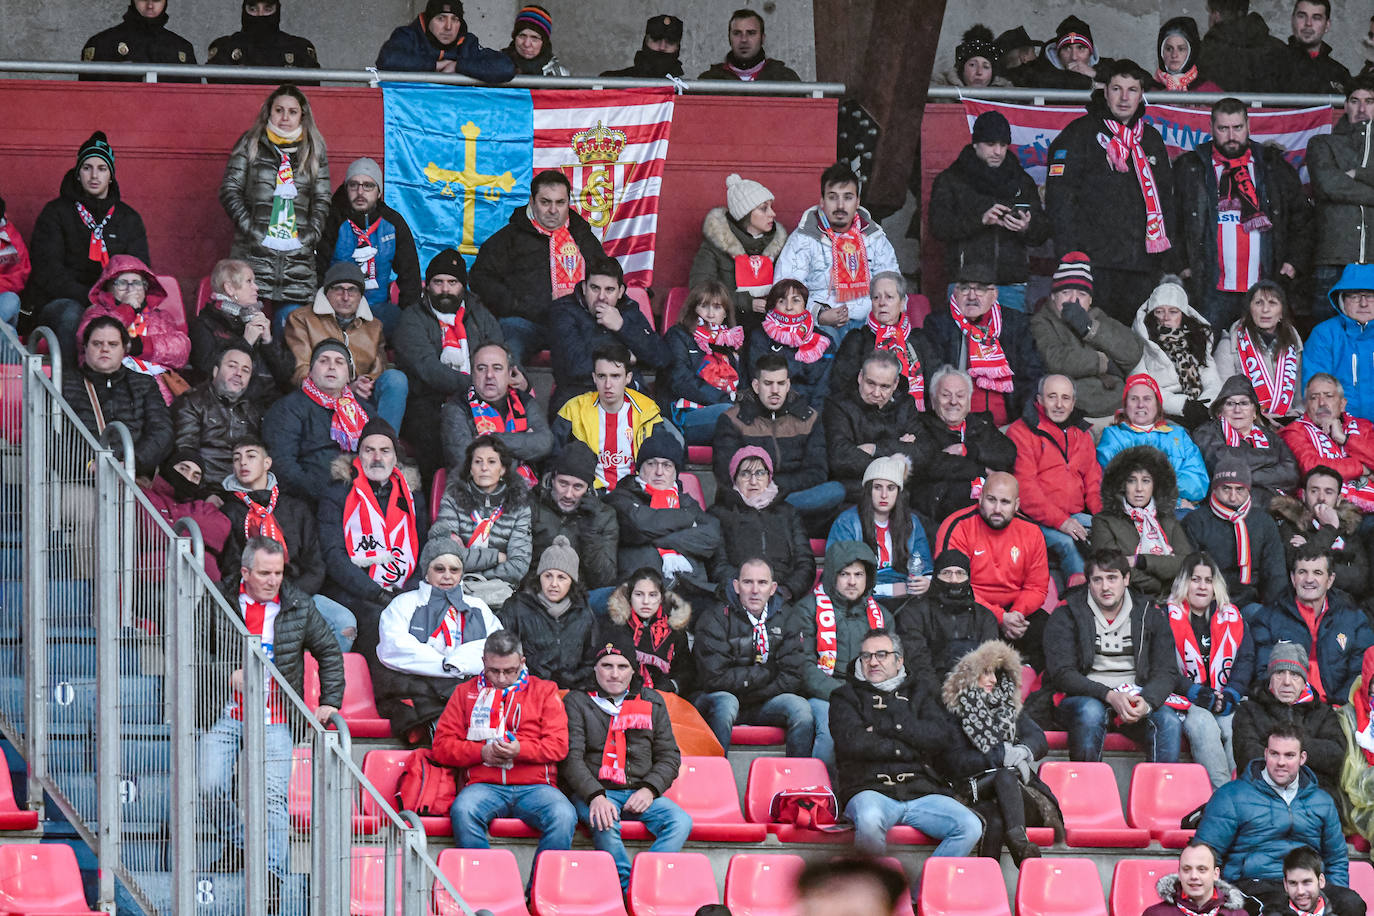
[732,725,786,746]
[0,769,37,831]
[532,850,628,916]
[629,852,719,916]
[627,287,655,328]
[724,854,805,916]
[1127,763,1212,847]
[1016,858,1107,916]
[1109,859,1172,916]
[918,857,1010,916]
[1039,762,1150,847]
[349,845,400,916]
[194,275,213,318]
[305,652,391,738]
[906,294,931,328]
[1349,861,1374,907]
[686,446,713,465]
[621,756,765,843]
[288,746,382,834]
[430,467,448,524]
[679,472,706,508]
[0,843,101,915]
[1020,665,1042,703]
[435,848,531,916]
[153,274,187,330]
[660,287,688,333]
[0,365,50,447]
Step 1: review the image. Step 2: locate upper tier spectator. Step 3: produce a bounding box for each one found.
[1199,0,1294,93]
[775,163,899,336]
[500,536,597,691]
[909,366,1016,524]
[439,342,548,484]
[826,455,933,601]
[823,351,928,505]
[81,0,197,82]
[375,0,515,81]
[1305,263,1374,421]
[1017,16,1100,90]
[1131,278,1223,428]
[1192,376,1298,509]
[1030,253,1143,418]
[528,445,618,591]
[604,567,694,695]
[747,279,834,408]
[470,169,605,366]
[65,316,172,478]
[933,25,1012,89]
[710,447,815,603]
[1280,374,1374,513]
[0,195,31,327]
[928,111,1049,312]
[172,343,261,485]
[207,0,320,82]
[698,8,800,81]
[995,26,1044,86]
[601,15,684,78]
[830,272,937,406]
[687,174,787,332]
[27,132,149,364]
[899,549,1001,696]
[189,259,293,404]
[1092,446,1194,598]
[1211,281,1305,422]
[1098,374,1211,505]
[660,281,744,446]
[1045,59,1176,325]
[1287,0,1351,94]
[1150,17,1222,91]
[1306,75,1374,321]
[502,5,569,77]
[1270,465,1369,598]
[219,85,330,310]
[76,254,190,405]
[1182,457,1288,612]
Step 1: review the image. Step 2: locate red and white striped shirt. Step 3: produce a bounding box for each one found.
[1215,159,1262,293]
[597,400,637,490]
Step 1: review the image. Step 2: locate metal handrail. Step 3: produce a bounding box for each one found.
[98,421,134,475]
[24,327,62,391]
[170,516,204,566]
[926,85,1346,108]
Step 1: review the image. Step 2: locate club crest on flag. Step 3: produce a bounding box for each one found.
[559,121,635,230]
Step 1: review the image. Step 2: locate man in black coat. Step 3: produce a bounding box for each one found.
[822,351,929,503]
[80,0,198,82]
[189,259,294,404]
[601,15,685,78]
[207,0,321,83]
[1199,0,1295,93]
[528,445,619,591]
[1172,98,1312,328]
[172,344,263,485]
[1045,59,1177,324]
[1285,0,1351,95]
[898,549,1001,696]
[1182,457,1288,612]
[908,366,1016,525]
[438,341,552,480]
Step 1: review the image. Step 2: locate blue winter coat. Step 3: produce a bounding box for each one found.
[375,17,516,82]
[1194,759,1349,887]
[1248,590,1374,703]
[826,507,932,597]
[659,325,739,416]
[1097,423,1210,504]
[1303,311,1374,422]
[547,289,672,409]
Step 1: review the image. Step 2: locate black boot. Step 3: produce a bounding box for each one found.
[1005,828,1041,865]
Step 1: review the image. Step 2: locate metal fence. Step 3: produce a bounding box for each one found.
[0,319,474,915]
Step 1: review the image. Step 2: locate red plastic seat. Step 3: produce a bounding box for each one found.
[0,365,50,447]
[430,467,448,525]
[1016,858,1107,916]
[732,725,786,746]
[1020,665,1042,703]
[744,757,839,843]
[361,749,450,836]
[622,756,766,842]
[0,843,101,915]
[660,287,688,333]
[1039,761,1150,847]
[531,850,628,916]
[1109,859,1172,916]
[723,854,805,916]
[629,852,719,916]
[679,472,706,508]
[1349,861,1374,907]
[194,275,213,318]
[349,845,401,916]
[1041,577,1059,613]
[0,769,37,832]
[288,746,382,834]
[435,848,531,916]
[1127,762,1212,847]
[686,446,713,466]
[305,652,391,738]
[153,274,187,330]
[627,287,655,328]
[875,858,915,916]
[1043,731,1140,752]
[906,294,931,328]
[918,857,1010,916]
[809,539,826,558]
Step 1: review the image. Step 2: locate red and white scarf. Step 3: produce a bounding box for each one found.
[236,487,289,562]
[435,305,469,372]
[231,585,285,723]
[1234,327,1298,416]
[812,581,884,675]
[1221,417,1270,449]
[1166,601,1244,698]
[948,296,1013,394]
[868,314,925,409]
[818,212,870,302]
[467,668,529,743]
[595,694,654,784]
[1293,415,1374,511]
[723,57,767,80]
[301,377,368,452]
[746,604,771,663]
[675,322,742,410]
[1289,898,1326,916]
[1102,118,1171,254]
[630,608,675,687]
[762,309,829,364]
[351,218,381,290]
[1208,493,1253,584]
[1154,66,1200,91]
[531,217,584,298]
[341,459,418,588]
[76,202,113,268]
[1126,499,1172,557]
[644,483,685,565]
[466,504,505,549]
[873,522,892,569]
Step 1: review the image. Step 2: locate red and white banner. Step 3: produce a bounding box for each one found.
[532,88,674,289]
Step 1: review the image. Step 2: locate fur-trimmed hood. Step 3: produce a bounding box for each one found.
[1270,493,1363,535]
[328,451,423,494]
[1154,874,1246,910]
[606,587,692,630]
[700,206,787,261]
[1100,445,1179,518]
[941,639,1023,711]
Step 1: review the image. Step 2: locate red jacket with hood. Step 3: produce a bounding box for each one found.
[75,254,190,403]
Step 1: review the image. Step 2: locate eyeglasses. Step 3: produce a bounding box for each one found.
[1343,291,1374,304]
[736,468,770,480]
[858,650,897,663]
[111,278,147,290]
[1222,398,1252,409]
[346,180,379,192]
[954,283,996,294]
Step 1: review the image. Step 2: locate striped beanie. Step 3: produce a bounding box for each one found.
[1052,251,1093,294]
[513,4,552,41]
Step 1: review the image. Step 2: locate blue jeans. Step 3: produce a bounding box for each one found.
[672,402,733,446]
[37,297,85,366]
[272,304,304,334]
[450,782,576,859]
[1184,706,1235,788]
[0,291,18,326]
[808,697,836,774]
[311,594,356,652]
[1040,513,1091,576]
[694,690,815,757]
[1313,265,1343,324]
[374,368,408,434]
[499,317,547,368]
[588,586,615,618]
[946,282,1027,313]
[844,790,982,857]
[784,480,845,514]
[198,714,292,876]
[572,789,692,890]
[1057,694,1183,762]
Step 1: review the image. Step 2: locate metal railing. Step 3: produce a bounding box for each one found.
[926,85,1347,108]
[0,320,474,915]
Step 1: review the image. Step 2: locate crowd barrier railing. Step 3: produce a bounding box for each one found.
[925,85,1347,107]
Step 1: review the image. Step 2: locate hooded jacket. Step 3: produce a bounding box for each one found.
[1030,301,1143,419]
[1233,686,1347,796]
[1304,263,1374,422]
[500,588,598,690]
[604,588,694,695]
[822,389,932,503]
[1307,116,1374,268]
[605,475,721,591]
[924,304,1046,418]
[711,390,828,498]
[207,2,320,81]
[63,361,173,478]
[1097,420,1211,504]
[687,206,789,320]
[1181,491,1288,608]
[1042,585,1178,711]
[1269,492,1368,598]
[693,585,805,710]
[790,541,885,701]
[430,671,568,787]
[1249,590,1374,703]
[429,474,533,588]
[561,685,680,801]
[283,289,388,385]
[548,287,671,407]
[910,409,1017,528]
[219,470,325,594]
[1091,446,1193,598]
[1148,17,1222,92]
[80,3,198,82]
[928,145,1051,286]
[469,208,605,325]
[1140,875,1248,916]
[1007,401,1103,529]
[899,587,1001,698]
[1191,379,1299,510]
[1130,293,1223,418]
[528,479,619,591]
[1199,13,1294,93]
[1211,320,1305,421]
[316,185,421,310]
[375,14,517,82]
[172,379,264,484]
[77,254,191,403]
[773,205,899,324]
[709,485,815,602]
[392,292,504,404]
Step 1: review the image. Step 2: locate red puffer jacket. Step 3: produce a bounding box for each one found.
[430,673,568,787]
[1006,402,1103,529]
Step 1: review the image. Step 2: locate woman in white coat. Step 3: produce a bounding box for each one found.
[1130,276,1223,429]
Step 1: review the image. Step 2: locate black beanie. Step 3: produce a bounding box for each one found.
[971,111,1011,145]
[553,442,598,486]
[934,549,972,575]
[357,417,400,453]
[77,131,116,177]
[426,248,468,285]
[426,0,464,19]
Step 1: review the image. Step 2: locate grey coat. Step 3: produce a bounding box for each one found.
[429,479,533,586]
[391,294,504,405]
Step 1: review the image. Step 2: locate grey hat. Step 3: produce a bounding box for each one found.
[420,538,464,574]
[1211,456,1252,492]
[322,260,366,291]
[537,534,580,581]
[345,157,383,191]
[1267,641,1309,681]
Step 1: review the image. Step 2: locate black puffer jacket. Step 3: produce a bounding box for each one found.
[64,363,173,477]
[500,589,599,690]
[561,687,680,800]
[469,208,605,325]
[80,4,198,82]
[711,390,828,498]
[219,472,326,595]
[829,324,940,403]
[260,388,377,502]
[528,481,620,591]
[709,486,815,602]
[187,304,295,404]
[909,409,1016,523]
[928,144,1051,285]
[822,389,929,502]
[924,305,1045,418]
[171,382,263,484]
[692,587,805,711]
[1199,14,1294,93]
[606,477,722,592]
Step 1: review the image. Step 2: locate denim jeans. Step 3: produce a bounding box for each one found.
[1200,288,1247,331]
[673,402,733,446]
[311,594,356,652]
[694,691,815,757]
[1039,514,1092,576]
[0,291,18,326]
[373,368,409,434]
[588,586,614,618]
[1057,694,1183,762]
[37,297,85,366]
[784,480,846,514]
[368,298,402,339]
[1184,706,1235,788]
[499,317,547,368]
[450,782,577,859]
[572,789,692,890]
[844,790,982,857]
[820,317,865,344]
[198,714,293,876]
[272,304,304,334]
[807,697,836,774]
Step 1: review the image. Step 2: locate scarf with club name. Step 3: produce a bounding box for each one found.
[948,296,1013,394]
[262,140,302,252]
[1221,417,1270,449]
[1166,601,1244,702]
[467,388,536,486]
[530,213,584,298]
[75,202,113,267]
[351,218,381,289]
[1126,498,1172,557]
[1102,117,1171,253]
[1214,146,1272,233]
[644,482,686,566]
[1234,327,1298,416]
[818,210,870,302]
[762,309,829,363]
[812,581,884,675]
[592,692,655,784]
[467,667,529,742]
[301,377,368,451]
[868,314,925,409]
[342,459,418,588]
[1208,492,1254,584]
[237,486,289,562]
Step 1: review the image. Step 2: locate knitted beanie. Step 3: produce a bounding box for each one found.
[538,535,580,581]
[426,248,468,284]
[1052,252,1094,294]
[862,453,911,489]
[345,157,383,192]
[728,445,774,479]
[77,131,116,177]
[513,4,553,41]
[1267,641,1309,680]
[725,173,774,222]
[420,538,463,573]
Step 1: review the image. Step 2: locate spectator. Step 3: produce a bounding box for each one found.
[1250,544,1374,704]
[712,354,840,515]
[693,558,814,757]
[604,567,693,695]
[375,540,503,744]
[1173,99,1312,329]
[927,112,1049,312]
[910,365,1016,524]
[1280,373,1374,512]
[26,132,149,363]
[995,26,1044,86]
[1017,16,1100,89]
[470,169,605,366]
[899,549,1001,696]
[830,272,937,405]
[747,278,834,408]
[375,0,515,81]
[823,351,928,504]
[207,0,320,82]
[1287,0,1351,94]
[1092,447,1194,599]
[1131,277,1223,428]
[1271,465,1368,597]
[562,635,690,891]
[528,445,618,591]
[1193,375,1299,510]
[430,629,575,871]
[660,280,743,446]
[1280,848,1344,916]
[1305,263,1374,421]
[933,25,1012,88]
[0,195,31,327]
[828,628,983,857]
[925,262,1045,425]
[1143,845,1248,916]
[1211,281,1305,422]
[219,85,330,319]
[77,254,190,405]
[1097,374,1211,506]
[172,343,262,485]
[1150,17,1222,91]
[81,0,197,81]
[502,5,568,76]
[316,157,421,337]
[698,8,799,81]
[429,435,533,611]
[552,343,669,492]
[1307,74,1374,321]
[709,447,815,604]
[439,342,549,484]
[775,163,899,337]
[144,450,230,579]
[1046,59,1176,324]
[1199,0,1294,93]
[189,259,293,404]
[499,536,596,690]
[1008,374,1103,585]
[601,15,684,78]
[1182,457,1287,612]
[687,174,787,333]
[1043,550,1184,761]
[797,858,909,916]
[826,456,932,602]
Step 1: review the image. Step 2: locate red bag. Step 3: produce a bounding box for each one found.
[394,749,462,816]
[768,785,846,831]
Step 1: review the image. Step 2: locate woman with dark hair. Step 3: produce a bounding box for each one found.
[1212,280,1304,422]
[708,446,815,602]
[499,535,597,689]
[603,566,694,695]
[827,454,932,604]
[1090,445,1194,597]
[428,434,532,610]
[934,24,1014,88]
[1130,277,1222,428]
[746,278,832,408]
[76,253,190,404]
[502,4,569,76]
[1148,16,1220,91]
[660,279,743,445]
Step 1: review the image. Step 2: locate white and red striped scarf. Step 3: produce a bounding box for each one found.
[673,322,741,410]
[435,305,469,372]
[1292,415,1374,511]
[301,377,368,452]
[1234,327,1298,416]
[762,309,829,363]
[812,581,884,675]
[947,296,1013,394]
[236,487,289,562]
[1221,417,1270,449]
[1166,601,1245,699]
[351,218,381,290]
[1208,492,1254,584]
[818,212,870,302]
[868,314,924,409]
[468,667,529,742]
[466,504,505,549]
[746,604,771,663]
[1289,898,1326,916]
[341,459,418,588]
[1126,499,1172,557]
[1102,117,1171,254]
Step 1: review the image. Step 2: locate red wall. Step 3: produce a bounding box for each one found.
[0,81,837,306]
[918,103,971,300]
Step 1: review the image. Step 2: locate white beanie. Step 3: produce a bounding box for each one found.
[726,173,774,222]
[862,453,911,489]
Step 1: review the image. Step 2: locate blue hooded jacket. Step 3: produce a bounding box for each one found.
[1305,262,1374,421]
